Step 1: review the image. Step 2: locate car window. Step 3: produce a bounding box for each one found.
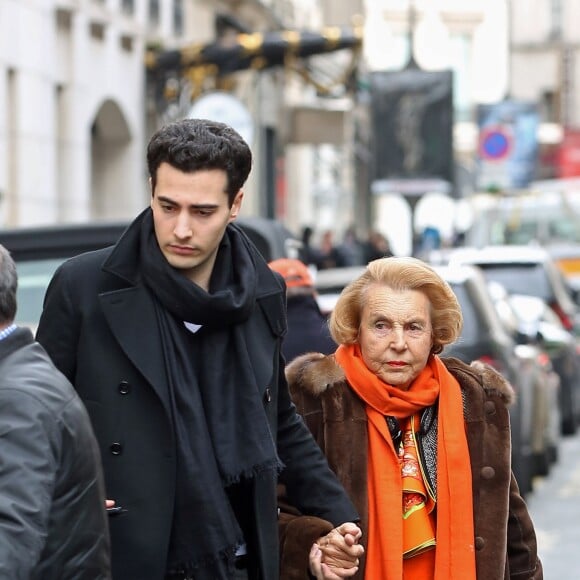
[468,192,580,247]
[448,282,480,345]
[14,258,65,330]
[476,264,552,301]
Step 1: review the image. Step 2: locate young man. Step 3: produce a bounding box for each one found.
[0,244,111,578]
[36,119,361,580]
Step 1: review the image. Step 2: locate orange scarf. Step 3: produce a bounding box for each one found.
[335,344,476,580]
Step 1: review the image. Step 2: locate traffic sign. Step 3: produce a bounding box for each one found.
[479,125,512,161]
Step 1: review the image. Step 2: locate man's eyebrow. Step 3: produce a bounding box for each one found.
[156,196,219,209]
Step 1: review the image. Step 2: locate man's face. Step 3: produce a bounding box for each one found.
[150,162,243,288]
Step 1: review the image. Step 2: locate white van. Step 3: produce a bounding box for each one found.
[466,190,580,291]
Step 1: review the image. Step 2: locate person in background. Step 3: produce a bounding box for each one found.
[268,258,336,363]
[299,225,323,269]
[36,118,362,580]
[0,244,111,578]
[282,256,542,579]
[363,230,394,263]
[336,226,366,267]
[317,230,344,270]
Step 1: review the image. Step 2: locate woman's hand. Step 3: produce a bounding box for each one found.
[309,523,364,579]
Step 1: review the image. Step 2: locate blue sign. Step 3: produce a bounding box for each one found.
[479,127,511,160]
[476,101,539,190]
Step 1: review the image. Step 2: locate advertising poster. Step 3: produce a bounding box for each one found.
[369,68,454,192]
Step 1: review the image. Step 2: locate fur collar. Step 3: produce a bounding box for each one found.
[285,352,515,406]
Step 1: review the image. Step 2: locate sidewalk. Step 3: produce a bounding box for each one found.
[526,432,580,577]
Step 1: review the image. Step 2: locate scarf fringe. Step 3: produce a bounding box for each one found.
[222,457,284,487]
[169,543,241,576]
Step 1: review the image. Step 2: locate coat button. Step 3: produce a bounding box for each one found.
[481,466,495,479]
[484,401,496,415]
[264,388,272,403]
[118,380,131,395]
[110,442,123,455]
[475,536,485,550]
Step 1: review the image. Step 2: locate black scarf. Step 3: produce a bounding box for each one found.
[132,209,282,578]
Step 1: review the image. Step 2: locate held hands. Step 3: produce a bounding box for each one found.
[309,523,364,579]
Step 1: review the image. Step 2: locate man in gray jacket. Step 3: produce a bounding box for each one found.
[0,244,111,579]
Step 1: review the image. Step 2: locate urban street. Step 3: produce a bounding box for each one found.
[527,432,580,578]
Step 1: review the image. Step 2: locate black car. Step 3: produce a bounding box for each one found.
[0,221,128,330]
[0,216,299,330]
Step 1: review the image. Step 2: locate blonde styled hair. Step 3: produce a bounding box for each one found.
[329,256,463,355]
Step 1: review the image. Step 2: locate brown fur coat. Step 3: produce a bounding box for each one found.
[279,353,542,580]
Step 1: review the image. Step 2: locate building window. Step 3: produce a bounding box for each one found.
[55,8,72,31]
[149,0,160,27]
[541,90,558,123]
[549,0,562,41]
[120,35,134,52]
[173,0,184,36]
[449,33,472,122]
[121,0,135,15]
[90,21,106,41]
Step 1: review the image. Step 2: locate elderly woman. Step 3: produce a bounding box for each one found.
[279,256,542,580]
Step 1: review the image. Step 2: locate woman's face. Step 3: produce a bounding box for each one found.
[358,285,434,390]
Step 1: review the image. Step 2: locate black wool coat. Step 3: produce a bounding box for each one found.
[36,226,358,580]
[282,295,336,363]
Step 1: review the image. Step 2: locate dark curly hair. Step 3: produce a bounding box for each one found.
[146,118,252,207]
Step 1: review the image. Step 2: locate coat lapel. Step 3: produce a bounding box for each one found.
[99,286,171,413]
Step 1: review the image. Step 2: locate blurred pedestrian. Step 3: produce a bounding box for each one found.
[363,230,394,263]
[317,230,344,269]
[0,244,111,578]
[269,258,336,363]
[417,225,441,259]
[36,118,361,580]
[337,226,366,267]
[299,225,323,268]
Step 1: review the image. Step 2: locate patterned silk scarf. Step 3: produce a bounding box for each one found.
[400,414,436,557]
[334,344,476,580]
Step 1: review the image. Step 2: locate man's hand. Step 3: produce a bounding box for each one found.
[309,523,364,579]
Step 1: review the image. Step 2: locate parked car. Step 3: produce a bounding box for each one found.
[509,292,576,447]
[0,221,128,330]
[314,265,366,315]
[465,190,580,249]
[464,189,580,306]
[487,281,561,474]
[0,216,299,330]
[448,245,580,435]
[544,242,580,297]
[434,264,540,494]
[236,216,302,262]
